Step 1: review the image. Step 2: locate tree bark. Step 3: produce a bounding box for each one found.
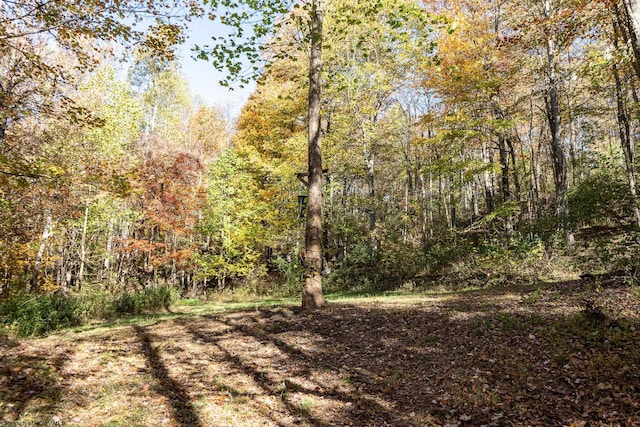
[302,0,325,311]
[104,219,114,282]
[497,135,510,203]
[482,143,495,212]
[506,136,521,202]
[366,151,377,243]
[542,0,572,243]
[612,20,640,227]
[622,0,640,79]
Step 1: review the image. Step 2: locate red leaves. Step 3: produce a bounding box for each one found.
[134,149,205,231]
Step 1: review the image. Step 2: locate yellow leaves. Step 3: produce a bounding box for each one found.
[448,19,458,33]
[46,165,66,177]
[38,276,60,293]
[140,23,185,62]
[0,242,36,276]
[262,187,279,199]
[425,2,505,100]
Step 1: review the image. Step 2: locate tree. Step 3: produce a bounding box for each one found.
[0,0,196,159]
[197,0,436,308]
[303,0,325,309]
[129,51,193,142]
[196,0,330,309]
[620,0,640,78]
[197,150,274,288]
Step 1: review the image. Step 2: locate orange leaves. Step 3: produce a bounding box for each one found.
[421,3,506,116]
[155,249,196,269]
[132,149,205,232]
[120,239,166,254]
[119,240,196,270]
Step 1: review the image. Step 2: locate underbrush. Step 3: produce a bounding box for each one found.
[0,287,179,337]
[323,231,548,292]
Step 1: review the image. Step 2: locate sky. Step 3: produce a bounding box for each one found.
[178,16,257,121]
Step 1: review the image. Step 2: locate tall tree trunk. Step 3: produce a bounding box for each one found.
[303,0,325,311]
[449,176,456,229]
[506,136,521,202]
[498,134,514,233]
[366,151,377,243]
[104,219,114,283]
[472,178,480,219]
[428,173,434,238]
[498,135,510,203]
[527,90,539,219]
[543,0,572,243]
[482,143,495,212]
[622,0,640,79]
[613,21,640,227]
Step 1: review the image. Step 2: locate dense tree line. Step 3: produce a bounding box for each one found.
[1,0,640,303]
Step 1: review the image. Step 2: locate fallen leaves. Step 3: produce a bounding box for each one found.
[0,281,638,426]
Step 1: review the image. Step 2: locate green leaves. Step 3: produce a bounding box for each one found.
[195,0,293,86]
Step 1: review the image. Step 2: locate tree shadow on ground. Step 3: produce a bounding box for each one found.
[1,282,638,426]
[133,325,203,427]
[180,317,419,427]
[0,350,67,423]
[174,282,640,426]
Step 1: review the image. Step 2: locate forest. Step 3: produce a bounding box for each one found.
[1,0,639,425]
[2,0,640,308]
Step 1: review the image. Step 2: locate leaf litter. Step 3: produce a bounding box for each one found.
[0,278,638,426]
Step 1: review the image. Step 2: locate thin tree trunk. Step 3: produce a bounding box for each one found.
[472,178,480,219]
[527,91,539,219]
[366,151,377,244]
[77,201,89,290]
[506,136,521,202]
[622,0,640,79]
[105,219,114,283]
[482,143,495,212]
[32,210,54,292]
[302,0,325,311]
[428,173,434,238]
[533,131,544,218]
[498,135,510,203]
[613,22,640,227]
[449,176,456,230]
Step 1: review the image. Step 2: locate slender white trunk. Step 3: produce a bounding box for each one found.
[77,202,89,289]
[33,211,54,292]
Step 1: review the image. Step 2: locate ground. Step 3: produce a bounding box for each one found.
[1,277,639,426]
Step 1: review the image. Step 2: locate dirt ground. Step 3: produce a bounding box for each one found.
[1,278,639,426]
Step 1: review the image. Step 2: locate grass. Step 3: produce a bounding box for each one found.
[299,398,314,416]
[0,284,500,338]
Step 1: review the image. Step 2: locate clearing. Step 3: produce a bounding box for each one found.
[1,278,639,426]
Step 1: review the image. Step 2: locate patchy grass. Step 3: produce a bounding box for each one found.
[1,278,639,426]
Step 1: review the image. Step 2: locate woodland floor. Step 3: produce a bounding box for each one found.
[1,276,639,427]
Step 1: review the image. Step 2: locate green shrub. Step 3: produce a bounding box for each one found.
[114,286,179,314]
[273,256,305,296]
[114,292,138,314]
[0,286,179,337]
[0,292,87,336]
[569,169,634,227]
[326,241,427,292]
